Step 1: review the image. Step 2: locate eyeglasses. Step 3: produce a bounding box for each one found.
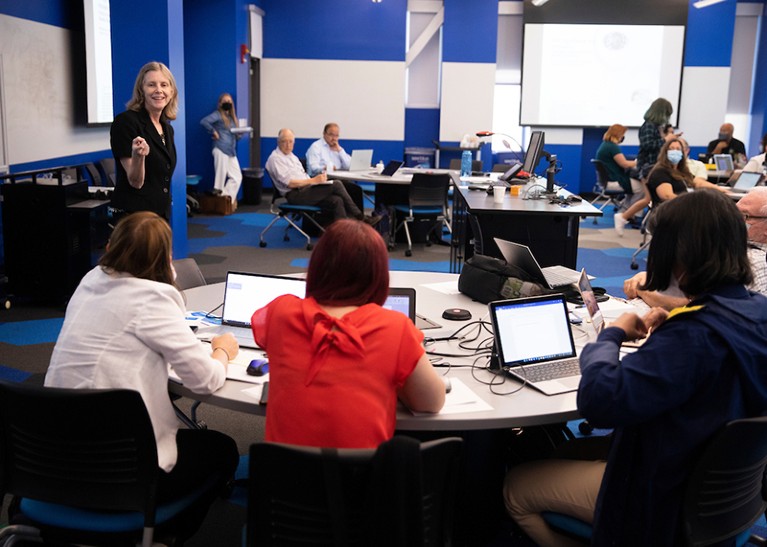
[743,213,767,222]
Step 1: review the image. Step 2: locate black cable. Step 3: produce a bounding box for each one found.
[205,302,223,319]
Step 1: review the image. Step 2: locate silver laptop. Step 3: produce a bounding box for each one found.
[494,237,581,289]
[212,272,306,348]
[385,287,441,330]
[349,149,373,172]
[729,170,762,194]
[714,154,734,173]
[576,269,604,336]
[488,294,581,395]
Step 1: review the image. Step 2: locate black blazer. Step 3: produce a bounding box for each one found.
[110,108,177,218]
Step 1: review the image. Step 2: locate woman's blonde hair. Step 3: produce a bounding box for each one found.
[100,212,175,286]
[217,93,236,128]
[603,124,628,143]
[126,61,178,121]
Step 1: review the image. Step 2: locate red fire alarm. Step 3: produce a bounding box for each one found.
[240,44,249,64]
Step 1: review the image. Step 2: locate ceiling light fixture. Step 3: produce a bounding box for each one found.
[692,0,726,8]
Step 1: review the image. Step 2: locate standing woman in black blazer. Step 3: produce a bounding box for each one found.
[110,61,178,222]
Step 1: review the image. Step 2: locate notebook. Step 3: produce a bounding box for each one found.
[349,149,373,172]
[211,272,306,348]
[494,237,582,289]
[385,287,441,330]
[729,170,762,194]
[714,154,734,173]
[488,294,581,395]
[379,160,404,177]
[576,269,604,337]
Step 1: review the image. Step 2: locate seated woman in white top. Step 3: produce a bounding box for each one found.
[45,211,240,543]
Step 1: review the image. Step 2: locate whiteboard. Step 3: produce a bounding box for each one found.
[0,15,109,165]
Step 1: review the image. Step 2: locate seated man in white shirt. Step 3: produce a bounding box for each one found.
[741,133,767,173]
[680,138,709,180]
[266,128,376,224]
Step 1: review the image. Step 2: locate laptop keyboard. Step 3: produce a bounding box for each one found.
[543,267,579,286]
[517,358,580,383]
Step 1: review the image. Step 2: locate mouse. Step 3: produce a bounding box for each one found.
[443,376,452,394]
[247,358,269,377]
[442,308,472,321]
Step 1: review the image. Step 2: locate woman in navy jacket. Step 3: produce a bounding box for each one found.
[504,189,767,546]
[110,61,178,221]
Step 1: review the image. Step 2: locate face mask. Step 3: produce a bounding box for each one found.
[718,132,730,141]
[667,150,683,165]
[618,137,625,144]
[221,102,232,111]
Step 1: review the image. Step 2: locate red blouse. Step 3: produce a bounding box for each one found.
[251,295,425,448]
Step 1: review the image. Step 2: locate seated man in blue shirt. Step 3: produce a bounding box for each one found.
[306,123,351,176]
[266,128,375,225]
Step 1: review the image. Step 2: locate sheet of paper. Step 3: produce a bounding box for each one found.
[421,280,461,296]
[410,378,493,416]
[169,345,269,385]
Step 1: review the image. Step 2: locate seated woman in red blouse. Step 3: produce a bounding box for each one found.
[251,219,445,448]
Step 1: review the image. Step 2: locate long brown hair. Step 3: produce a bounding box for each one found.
[100,212,175,286]
[648,138,693,187]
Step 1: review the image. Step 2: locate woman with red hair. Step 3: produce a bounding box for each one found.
[251,219,445,448]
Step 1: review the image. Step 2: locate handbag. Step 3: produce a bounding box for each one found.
[458,254,550,304]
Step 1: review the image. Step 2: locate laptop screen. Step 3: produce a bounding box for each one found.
[489,295,576,367]
[714,154,734,172]
[221,272,306,327]
[383,288,416,323]
[732,171,761,191]
[349,149,373,171]
[380,160,404,176]
[576,269,604,334]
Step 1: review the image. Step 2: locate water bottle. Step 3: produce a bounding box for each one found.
[461,150,472,177]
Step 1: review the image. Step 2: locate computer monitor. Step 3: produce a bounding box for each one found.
[521,131,545,176]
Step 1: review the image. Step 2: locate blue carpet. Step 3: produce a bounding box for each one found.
[0,365,32,383]
[0,318,64,345]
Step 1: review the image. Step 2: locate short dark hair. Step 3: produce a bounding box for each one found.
[643,189,753,296]
[306,219,389,306]
[99,212,175,286]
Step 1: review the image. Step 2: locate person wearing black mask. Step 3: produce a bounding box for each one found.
[201,93,243,209]
[705,122,746,165]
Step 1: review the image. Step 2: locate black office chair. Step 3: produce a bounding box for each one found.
[259,169,326,251]
[541,416,767,546]
[0,381,225,547]
[172,257,206,291]
[246,436,463,547]
[630,203,655,270]
[390,173,452,257]
[589,159,627,225]
[449,158,483,172]
[99,157,117,186]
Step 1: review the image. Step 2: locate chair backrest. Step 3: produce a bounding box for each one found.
[449,158,483,172]
[409,173,451,210]
[83,163,102,186]
[683,416,767,546]
[172,258,206,290]
[247,436,462,547]
[0,381,159,523]
[100,157,117,186]
[590,158,612,187]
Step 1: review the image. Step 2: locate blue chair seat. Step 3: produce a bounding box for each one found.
[541,512,591,541]
[393,205,444,215]
[278,203,322,213]
[19,475,217,533]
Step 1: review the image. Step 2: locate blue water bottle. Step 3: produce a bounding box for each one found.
[460,150,472,177]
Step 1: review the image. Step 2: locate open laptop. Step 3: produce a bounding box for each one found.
[385,287,441,330]
[576,269,604,337]
[714,154,734,173]
[211,272,306,348]
[494,237,582,289]
[488,294,581,395]
[348,149,373,172]
[728,170,762,194]
[378,160,404,177]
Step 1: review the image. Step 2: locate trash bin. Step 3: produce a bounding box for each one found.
[242,167,264,205]
[404,147,435,169]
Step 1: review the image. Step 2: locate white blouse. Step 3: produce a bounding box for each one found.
[45,267,226,471]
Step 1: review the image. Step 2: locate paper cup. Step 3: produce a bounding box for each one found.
[493,186,505,204]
